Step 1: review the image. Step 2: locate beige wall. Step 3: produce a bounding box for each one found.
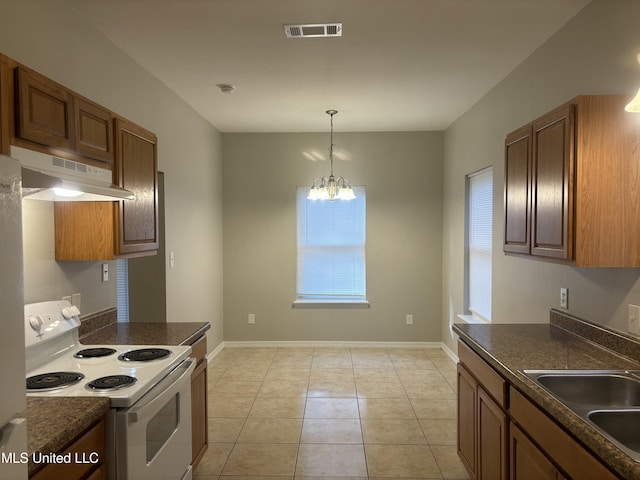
[223,131,443,342]
[442,0,640,351]
[1,0,224,351]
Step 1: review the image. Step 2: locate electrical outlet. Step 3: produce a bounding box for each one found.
[405,314,413,325]
[629,305,640,335]
[248,313,255,325]
[170,252,175,268]
[71,293,81,311]
[560,288,568,309]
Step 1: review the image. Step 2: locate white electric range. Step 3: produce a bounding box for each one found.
[24,300,195,480]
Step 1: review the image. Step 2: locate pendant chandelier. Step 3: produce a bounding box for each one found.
[307,110,356,201]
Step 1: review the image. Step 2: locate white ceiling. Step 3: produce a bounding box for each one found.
[68,0,590,132]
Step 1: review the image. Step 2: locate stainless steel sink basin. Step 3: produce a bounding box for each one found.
[588,410,640,455]
[523,369,640,461]
[531,371,640,407]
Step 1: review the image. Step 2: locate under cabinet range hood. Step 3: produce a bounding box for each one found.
[12,145,135,201]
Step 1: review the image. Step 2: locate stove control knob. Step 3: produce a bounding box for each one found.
[29,315,43,332]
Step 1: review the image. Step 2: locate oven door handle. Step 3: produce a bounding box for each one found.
[127,358,195,423]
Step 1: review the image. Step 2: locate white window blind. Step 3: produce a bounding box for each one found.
[115,259,129,322]
[468,167,493,321]
[296,186,366,301]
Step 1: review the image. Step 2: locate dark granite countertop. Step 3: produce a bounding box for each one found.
[453,316,640,480]
[24,397,110,475]
[80,321,210,346]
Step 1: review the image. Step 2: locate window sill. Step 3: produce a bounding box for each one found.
[293,299,370,308]
[457,314,490,324]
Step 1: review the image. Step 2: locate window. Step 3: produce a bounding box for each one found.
[295,186,367,305]
[116,259,129,322]
[466,167,493,322]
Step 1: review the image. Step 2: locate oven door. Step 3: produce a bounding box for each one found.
[114,359,195,480]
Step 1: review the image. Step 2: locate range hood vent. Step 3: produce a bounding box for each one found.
[12,146,135,202]
[284,23,343,38]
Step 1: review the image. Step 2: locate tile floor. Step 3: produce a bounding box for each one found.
[194,347,469,480]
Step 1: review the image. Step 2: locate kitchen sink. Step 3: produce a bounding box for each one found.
[523,369,640,461]
[588,410,640,454]
[529,371,640,407]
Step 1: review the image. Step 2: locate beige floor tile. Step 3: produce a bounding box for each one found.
[431,445,470,479]
[249,396,307,418]
[355,379,407,398]
[207,366,227,385]
[361,418,427,444]
[365,444,442,478]
[420,419,458,445]
[308,379,357,398]
[259,380,308,397]
[404,381,456,399]
[310,368,355,382]
[265,367,311,382]
[358,398,416,419]
[351,353,394,368]
[220,365,269,382]
[411,398,457,419]
[295,444,367,477]
[210,380,262,398]
[222,477,292,480]
[208,417,245,443]
[209,396,255,418]
[272,355,314,368]
[237,418,302,443]
[312,355,353,369]
[193,442,233,476]
[301,418,363,443]
[397,369,448,385]
[304,398,360,418]
[222,443,298,476]
[353,367,399,383]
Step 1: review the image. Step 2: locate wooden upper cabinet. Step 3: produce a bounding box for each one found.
[73,96,114,163]
[114,118,159,255]
[504,95,640,267]
[0,56,9,155]
[504,125,532,254]
[13,64,114,164]
[15,66,73,150]
[531,104,574,260]
[575,95,640,267]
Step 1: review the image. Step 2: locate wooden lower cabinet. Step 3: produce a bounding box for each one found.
[457,361,507,480]
[510,424,564,480]
[190,334,208,469]
[31,419,105,480]
[457,340,620,480]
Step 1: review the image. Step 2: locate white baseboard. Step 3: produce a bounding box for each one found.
[442,342,459,363]
[206,341,226,363]
[222,340,443,349]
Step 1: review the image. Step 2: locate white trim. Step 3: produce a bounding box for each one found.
[457,313,489,325]
[293,300,370,308]
[442,342,459,363]
[206,341,226,363]
[221,340,443,349]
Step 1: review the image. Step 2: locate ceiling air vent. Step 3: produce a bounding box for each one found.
[284,23,343,38]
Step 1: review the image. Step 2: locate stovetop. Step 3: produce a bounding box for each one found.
[24,301,191,408]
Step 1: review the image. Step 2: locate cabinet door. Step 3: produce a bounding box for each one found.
[531,104,574,260]
[191,358,208,467]
[478,386,507,480]
[15,66,73,150]
[74,96,114,163]
[0,56,9,155]
[457,364,477,479]
[510,424,559,480]
[114,118,159,255]
[504,125,532,254]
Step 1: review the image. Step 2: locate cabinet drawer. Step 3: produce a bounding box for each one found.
[510,388,617,480]
[190,335,207,364]
[31,419,105,480]
[458,340,507,408]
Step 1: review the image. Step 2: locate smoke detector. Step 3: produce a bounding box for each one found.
[217,84,235,94]
[284,23,342,38]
